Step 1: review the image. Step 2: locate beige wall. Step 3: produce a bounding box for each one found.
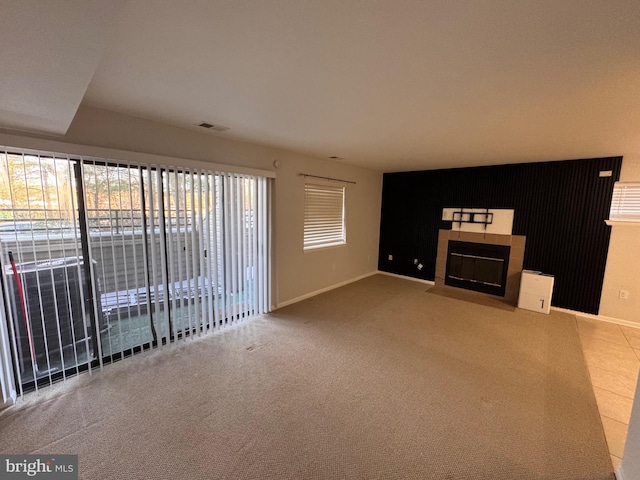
[1,105,383,306]
[599,155,640,324]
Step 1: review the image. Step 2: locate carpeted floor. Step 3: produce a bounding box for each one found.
[0,274,614,479]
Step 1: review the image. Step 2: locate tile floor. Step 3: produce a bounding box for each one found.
[577,316,640,470]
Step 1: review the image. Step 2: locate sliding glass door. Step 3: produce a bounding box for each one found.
[0,148,270,395]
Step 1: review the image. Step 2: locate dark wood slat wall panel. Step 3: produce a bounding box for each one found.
[378,157,622,314]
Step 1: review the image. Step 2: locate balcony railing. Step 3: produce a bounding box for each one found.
[0,208,194,236]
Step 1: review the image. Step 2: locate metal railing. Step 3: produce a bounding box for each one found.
[0,209,194,235]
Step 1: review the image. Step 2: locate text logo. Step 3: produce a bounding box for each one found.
[0,455,77,479]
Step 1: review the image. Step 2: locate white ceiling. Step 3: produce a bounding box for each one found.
[0,0,124,135]
[3,1,640,171]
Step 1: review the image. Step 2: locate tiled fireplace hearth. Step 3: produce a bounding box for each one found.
[435,229,526,305]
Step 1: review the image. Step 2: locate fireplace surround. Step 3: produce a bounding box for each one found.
[435,230,526,304]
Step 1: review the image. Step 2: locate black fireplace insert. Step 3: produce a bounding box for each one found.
[445,240,510,297]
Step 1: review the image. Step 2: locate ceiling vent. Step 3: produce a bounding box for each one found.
[197,122,230,132]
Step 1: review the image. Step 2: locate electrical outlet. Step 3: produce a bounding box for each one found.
[619,290,629,300]
[388,254,393,261]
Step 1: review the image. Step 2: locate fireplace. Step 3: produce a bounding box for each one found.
[435,230,526,304]
[445,241,510,297]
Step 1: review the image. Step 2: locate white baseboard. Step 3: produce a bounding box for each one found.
[376,270,436,285]
[551,307,640,330]
[616,465,625,480]
[276,271,378,309]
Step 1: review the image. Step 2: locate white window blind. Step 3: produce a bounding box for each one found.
[0,146,271,397]
[609,182,640,222]
[304,183,345,250]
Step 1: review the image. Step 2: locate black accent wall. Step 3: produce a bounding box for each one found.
[378,157,622,314]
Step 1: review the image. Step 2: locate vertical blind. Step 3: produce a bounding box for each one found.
[609,182,640,222]
[303,183,346,250]
[0,147,270,398]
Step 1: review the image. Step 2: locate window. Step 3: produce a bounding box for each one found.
[609,182,640,223]
[304,183,345,250]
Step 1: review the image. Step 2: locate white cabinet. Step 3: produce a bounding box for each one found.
[518,270,554,314]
